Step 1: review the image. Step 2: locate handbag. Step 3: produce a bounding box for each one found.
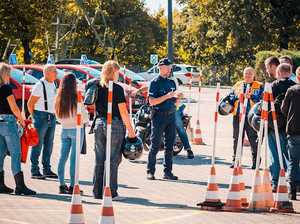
[20,120,39,163]
[84,82,99,105]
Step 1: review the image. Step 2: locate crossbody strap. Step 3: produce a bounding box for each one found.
[40,81,48,111]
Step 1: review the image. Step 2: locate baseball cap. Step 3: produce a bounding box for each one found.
[158,58,172,66]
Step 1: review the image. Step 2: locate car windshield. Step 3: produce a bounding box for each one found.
[81,67,101,78]
[10,69,39,85]
[56,69,65,80]
[120,68,146,82]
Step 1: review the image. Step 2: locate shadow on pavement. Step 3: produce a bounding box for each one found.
[173,154,232,166]
[32,193,101,205]
[117,196,198,210]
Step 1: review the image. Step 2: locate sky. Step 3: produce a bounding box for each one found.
[144,0,181,13]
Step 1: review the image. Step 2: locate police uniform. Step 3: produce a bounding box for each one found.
[228,80,263,168]
[147,58,178,179]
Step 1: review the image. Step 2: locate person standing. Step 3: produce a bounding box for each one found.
[268,63,296,191]
[265,56,280,81]
[55,73,89,194]
[281,80,300,200]
[229,67,263,169]
[279,55,297,82]
[147,58,181,180]
[27,65,58,179]
[0,63,36,195]
[92,60,136,199]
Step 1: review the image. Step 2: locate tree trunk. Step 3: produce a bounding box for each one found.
[279,28,289,50]
[22,39,31,64]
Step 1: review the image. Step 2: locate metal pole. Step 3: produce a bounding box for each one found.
[167,0,173,62]
[55,16,59,61]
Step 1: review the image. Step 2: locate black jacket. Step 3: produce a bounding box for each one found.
[269,78,296,131]
[281,84,300,135]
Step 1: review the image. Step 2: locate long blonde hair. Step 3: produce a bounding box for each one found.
[100,60,120,87]
[0,63,11,85]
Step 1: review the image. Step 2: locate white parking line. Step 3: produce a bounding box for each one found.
[0,219,31,224]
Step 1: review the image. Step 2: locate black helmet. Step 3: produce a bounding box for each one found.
[248,101,262,132]
[122,137,143,160]
[218,100,233,116]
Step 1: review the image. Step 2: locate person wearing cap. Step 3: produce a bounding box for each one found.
[147,58,181,180]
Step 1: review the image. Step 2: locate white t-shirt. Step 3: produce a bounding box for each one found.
[31,78,57,113]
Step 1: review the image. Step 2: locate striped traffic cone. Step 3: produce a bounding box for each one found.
[68,184,85,224]
[261,168,274,208]
[271,169,294,213]
[197,166,224,210]
[223,167,243,211]
[193,120,205,145]
[99,186,115,224]
[248,170,268,211]
[238,166,249,207]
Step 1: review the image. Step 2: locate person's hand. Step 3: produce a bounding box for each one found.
[19,118,25,128]
[128,131,136,139]
[166,91,176,99]
[245,90,251,99]
[175,91,183,98]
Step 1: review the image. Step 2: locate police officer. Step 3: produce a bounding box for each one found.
[147,58,181,180]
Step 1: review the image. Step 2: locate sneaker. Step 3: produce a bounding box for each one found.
[32,172,46,180]
[147,173,155,180]
[230,162,235,169]
[59,185,69,194]
[68,186,83,195]
[43,170,58,179]
[272,185,277,193]
[163,173,178,180]
[94,194,102,200]
[186,149,194,159]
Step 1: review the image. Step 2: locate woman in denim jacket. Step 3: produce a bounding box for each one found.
[55,73,89,194]
[0,63,36,195]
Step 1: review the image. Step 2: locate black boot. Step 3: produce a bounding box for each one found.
[0,171,13,194]
[14,172,36,195]
[288,182,297,201]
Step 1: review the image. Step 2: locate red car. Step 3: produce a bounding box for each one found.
[9,68,39,115]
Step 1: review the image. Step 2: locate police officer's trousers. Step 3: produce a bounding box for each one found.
[147,112,176,175]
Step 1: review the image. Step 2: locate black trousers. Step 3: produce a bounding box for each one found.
[232,115,258,164]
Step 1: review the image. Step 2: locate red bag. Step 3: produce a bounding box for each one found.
[20,120,39,163]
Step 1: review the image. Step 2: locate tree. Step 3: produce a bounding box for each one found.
[0,0,62,63]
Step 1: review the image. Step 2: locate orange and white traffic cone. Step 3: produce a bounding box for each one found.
[248,170,268,211]
[271,169,294,213]
[238,166,249,207]
[197,166,224,210]
[68,184,85,224]
[99,186,115,224]
[223,167,243,211]
[261,168,274,208]
[193,120,205,145]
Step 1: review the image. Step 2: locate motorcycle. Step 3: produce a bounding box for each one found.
[134,104,191,156]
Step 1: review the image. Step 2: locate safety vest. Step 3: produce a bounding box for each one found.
[232,81,263,116]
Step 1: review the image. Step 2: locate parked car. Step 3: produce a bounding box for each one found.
[9,68,39,115]
[55,58,100,65]
[138,64,201,85]
[13,64,65,81]
[54,64,99,82]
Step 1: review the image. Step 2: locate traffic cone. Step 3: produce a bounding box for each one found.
[261,168,274,208]
[238,166,249,207]
[98,186,115,224]
[197,166,224,210]
[248,170,268,211]
[193,120,205,145]
[68,184,85,224]
[223,167,243,211]
[271,169,294,213]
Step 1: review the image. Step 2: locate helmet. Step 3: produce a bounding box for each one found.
[248,101,262,132]
[218,100,233,116]
[122,137,143,160]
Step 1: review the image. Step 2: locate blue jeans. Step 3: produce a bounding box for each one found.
[30,110,56,175]
[0,115,21,175]
[148,112,176,175]
[57,128,83,187]
[93,118,125,198]
[175,106,191,150]
[268,130,288,186]
[287,135,300,184]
